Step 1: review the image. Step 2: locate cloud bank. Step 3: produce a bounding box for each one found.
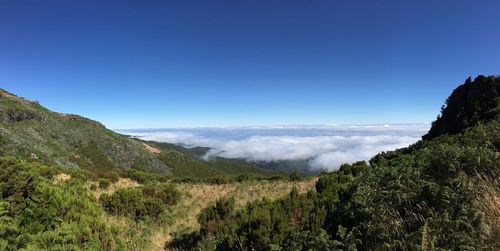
[118,124,428,171]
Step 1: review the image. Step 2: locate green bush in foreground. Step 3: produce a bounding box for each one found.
[98,178,111,189]
[0,157,122,250]
[99,183,180,223]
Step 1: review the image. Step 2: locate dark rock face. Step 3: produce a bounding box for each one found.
[2,109,48,122]
[0,89,49,122]
[423,75,500,140]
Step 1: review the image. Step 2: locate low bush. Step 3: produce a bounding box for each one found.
[0,157,123,250]
[98,178,111,189]
[99,183,180,223]
[121,168,172,184]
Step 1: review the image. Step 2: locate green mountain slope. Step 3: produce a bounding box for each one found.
[143,141,278,178]
[0,89,169,173]
[0,89,278,178]
[147,141,303,176]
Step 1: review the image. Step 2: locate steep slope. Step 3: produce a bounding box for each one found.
[423,75,500,139]
[0,89,169,173]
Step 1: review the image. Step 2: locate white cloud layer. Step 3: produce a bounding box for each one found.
[118,124,428,171]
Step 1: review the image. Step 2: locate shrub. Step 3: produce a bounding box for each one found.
[288,172,303,181]
[0,157,122,250]
[103,170,120,183]
[100,184,180,222]
[98,178,111,189]
[123,168,157,184]
[206,175,230,185]
[142,184,180,206]
[236,173,250,182]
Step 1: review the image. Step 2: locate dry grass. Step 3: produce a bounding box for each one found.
[0,89,18,99]
[86,176,317,250]
[104,214,154,250]
[476,175,500,249]
[152,177,318,250]
[53,173,71,183]
[89,178,141,199]
[143,143,161,154]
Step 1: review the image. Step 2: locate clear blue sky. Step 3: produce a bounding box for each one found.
[1,0,499,128]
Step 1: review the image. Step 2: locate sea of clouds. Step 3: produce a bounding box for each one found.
[117,124,429,171]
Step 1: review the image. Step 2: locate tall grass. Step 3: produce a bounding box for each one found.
[153,177,318,250]
[477,175,500,249]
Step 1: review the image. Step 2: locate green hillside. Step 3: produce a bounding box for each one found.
[0,89,279,179]
[0,89,170,173]
[142,141,278,178]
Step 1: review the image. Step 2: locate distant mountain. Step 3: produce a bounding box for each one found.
[0,89,169,173]
[253,159,314,174]
[423,75,500,140]
[140,141,278,178]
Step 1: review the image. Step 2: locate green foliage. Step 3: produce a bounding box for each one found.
[197,197,236,239]
[100,184,180,223]
[339,161,369,177]
[98,178,111,189]
[163,152,279,179]
[288,171,303,181]
[170,187,329,250]
[205,157,278,176]
[151,141,279,178]
[1,89,284,180]
[0,157,124,250]
[253,159,314,174]
[169,172,313,186]
[0,89,169,173]
[122,168,168,184]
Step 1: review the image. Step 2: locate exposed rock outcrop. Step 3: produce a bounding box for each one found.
[423,75,500,140]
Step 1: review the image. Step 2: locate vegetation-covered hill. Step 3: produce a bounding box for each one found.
[0,89,278,178]
[144,141,278,178]
[0,89,169,173]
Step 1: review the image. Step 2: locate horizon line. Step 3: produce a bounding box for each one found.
[113,122,431,131]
